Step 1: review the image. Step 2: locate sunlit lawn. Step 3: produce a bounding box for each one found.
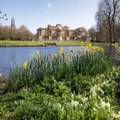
[0,40,105,47]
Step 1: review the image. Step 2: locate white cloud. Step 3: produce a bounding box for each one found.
[48,3,52,9]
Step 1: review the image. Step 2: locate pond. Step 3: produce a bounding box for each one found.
[0,46,85,77]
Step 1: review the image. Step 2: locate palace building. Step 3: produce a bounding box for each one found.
[36,24,90,41]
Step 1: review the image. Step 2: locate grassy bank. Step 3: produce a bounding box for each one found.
[0,44,120,119]
[0,40,104,47]
[0,41,45,47]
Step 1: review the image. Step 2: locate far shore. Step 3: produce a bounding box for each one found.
[0,40,104,47]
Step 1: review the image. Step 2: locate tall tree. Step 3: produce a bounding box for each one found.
[96,0,120,43]
[11,17,16,28]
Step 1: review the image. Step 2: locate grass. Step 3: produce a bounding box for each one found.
[0,40,104,47]
[0,40,45,47]
[0,45,120,119]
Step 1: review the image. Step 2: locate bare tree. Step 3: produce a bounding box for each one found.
[0,9,8,20]
[17,25,33,40]
[96,0,120,43]
[89,27,97,42]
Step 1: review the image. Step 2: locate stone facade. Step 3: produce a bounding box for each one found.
[36,24,90,41]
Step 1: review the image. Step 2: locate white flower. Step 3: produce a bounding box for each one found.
[93,108,96,111]
[118,111,120,114]
[101,101,106,108]
[82,97,88,103]
[57,103,62,109]
[71,94,74,99]
[90,85,97,98]
[106,102,110,108]
[112,112,120,119]
[101,101,110,108]
[71,100,79,107]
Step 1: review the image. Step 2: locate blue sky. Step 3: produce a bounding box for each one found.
[1,0,98,33]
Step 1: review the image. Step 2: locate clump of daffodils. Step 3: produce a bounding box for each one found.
[92,47,104,53]
[23,62,28,70]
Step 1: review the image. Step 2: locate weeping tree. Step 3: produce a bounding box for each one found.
[96,0,120,44]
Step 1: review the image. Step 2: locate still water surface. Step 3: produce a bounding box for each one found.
[0,46,85,77]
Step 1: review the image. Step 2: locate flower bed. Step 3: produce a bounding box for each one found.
[0,43,120,120]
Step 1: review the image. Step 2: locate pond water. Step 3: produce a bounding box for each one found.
[0,46,85,77]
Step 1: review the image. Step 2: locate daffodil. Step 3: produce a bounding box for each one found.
[80,41,83,46]
[0,73,2,77]
[92,47,104,53]
[118,47,120,53]
[35,50,39,57]
[86,46,91,52]
[85,43,92,52]
[99,47,104,52]
[23,62,28,70]
[60,47,64,55]
[87,43,92,48]
[34,50,39,62]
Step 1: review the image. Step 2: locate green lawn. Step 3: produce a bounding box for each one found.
[0,41,45,47]
[0,40,104,47]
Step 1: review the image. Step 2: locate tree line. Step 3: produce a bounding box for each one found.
[89,0,120,43]
[0,11,33,41]
[0,25,33,41]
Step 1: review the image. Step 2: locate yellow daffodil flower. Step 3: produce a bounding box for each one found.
[85,43,92,52]
[100,47,104,52]
[35,50,39,57]
[0,73,2,77]
[87,43,92,48]
[80,41,84,46]
[34,50,39,62]
[60,47,64,55]
[118,47,120,53]
[23,62,28,70]
[86,46,91,52]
